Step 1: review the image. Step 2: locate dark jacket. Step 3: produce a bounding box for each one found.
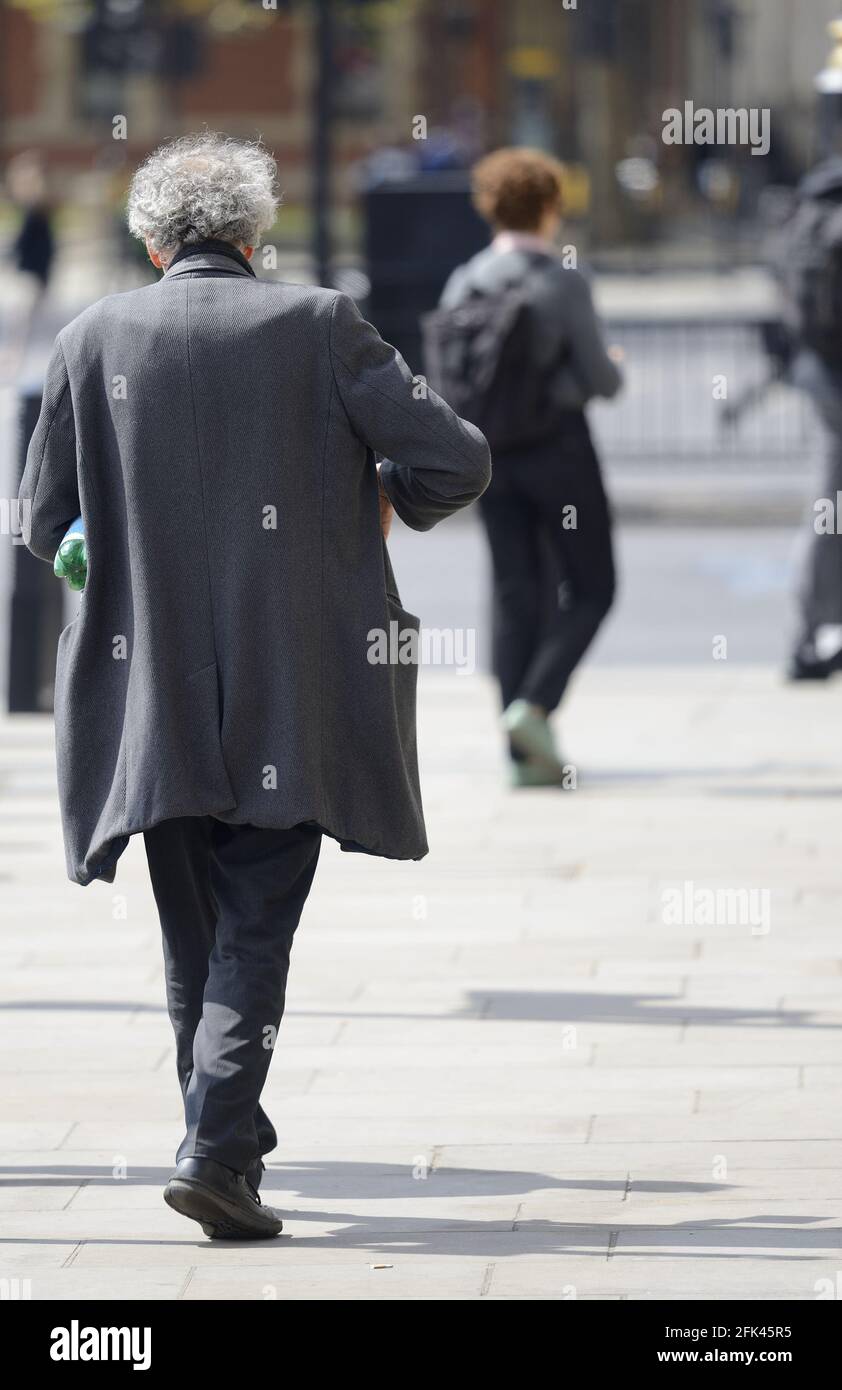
[440,245,622,409]
[776,160,842,436]
[19,246,491,885]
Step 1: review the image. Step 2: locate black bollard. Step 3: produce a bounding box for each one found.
[7,390,64,713]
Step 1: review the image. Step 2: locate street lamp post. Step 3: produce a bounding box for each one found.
[313,0,334,288]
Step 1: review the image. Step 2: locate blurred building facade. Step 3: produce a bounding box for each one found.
[1,0,841,259]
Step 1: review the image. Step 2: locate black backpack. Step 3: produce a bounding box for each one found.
[421,258,568,452]
[781,195,842,367]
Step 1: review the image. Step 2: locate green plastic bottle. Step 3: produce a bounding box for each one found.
[54,517,87,592]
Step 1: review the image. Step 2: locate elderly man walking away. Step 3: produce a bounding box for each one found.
[19,133,490,1240]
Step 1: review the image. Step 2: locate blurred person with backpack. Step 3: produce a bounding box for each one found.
[776,158,842,680]
[423,149,622,784]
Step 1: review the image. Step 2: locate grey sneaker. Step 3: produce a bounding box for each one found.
[502,699,563,772]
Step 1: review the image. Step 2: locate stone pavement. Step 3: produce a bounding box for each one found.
[0,666,841,1301]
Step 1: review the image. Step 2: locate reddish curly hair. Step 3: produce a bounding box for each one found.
[470,147,565,232]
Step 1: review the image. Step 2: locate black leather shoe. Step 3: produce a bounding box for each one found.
[787,655,833,681]
[164,1156,284,1240]
[787,647,842,682]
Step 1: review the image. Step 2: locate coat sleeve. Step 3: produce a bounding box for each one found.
[556,270,623,401]
[19,335,80,563]
[328,291,491,531]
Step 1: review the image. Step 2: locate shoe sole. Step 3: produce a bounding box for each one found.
[164,1177,283,1240]
[509,769,567,788]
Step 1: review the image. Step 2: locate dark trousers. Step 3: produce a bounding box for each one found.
[479,412,615,716]
[143,816,321,1188]
[791,352,842,659]
[796,436,842,656]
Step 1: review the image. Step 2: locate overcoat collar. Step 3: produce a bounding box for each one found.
[164,240,257,280]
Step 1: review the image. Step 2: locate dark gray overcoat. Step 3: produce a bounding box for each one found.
[20,247,490,885]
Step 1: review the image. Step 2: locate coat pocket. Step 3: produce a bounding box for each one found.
[381,535,420,616]
[384,595,421,785]
[382,534,421,624]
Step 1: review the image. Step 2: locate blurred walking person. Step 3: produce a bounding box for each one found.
[2,152,55,379]
[7,150,55,293]
[424,148,622,783]
[774,158,842,680]
[19,133,490,1240]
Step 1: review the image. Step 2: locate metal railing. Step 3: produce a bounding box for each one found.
[590,318,822,469]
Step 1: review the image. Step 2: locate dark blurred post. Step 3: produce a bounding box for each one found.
[313,0,334,288]
[815,18,842,159]
[8,394,62,713]
[5,148,62,712]
[363,173,488,371]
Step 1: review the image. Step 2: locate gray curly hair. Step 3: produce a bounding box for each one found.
[127,132,279,255]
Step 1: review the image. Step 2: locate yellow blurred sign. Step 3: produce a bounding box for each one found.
[508,47,560,81]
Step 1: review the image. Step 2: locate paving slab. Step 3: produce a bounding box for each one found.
[1,667,840,1300]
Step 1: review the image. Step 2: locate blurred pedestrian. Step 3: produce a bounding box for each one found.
[19,132,490,1240]
[7,151,54,292]
[774,158,842,680]
[2,151,55,379]
[425,148,622,784]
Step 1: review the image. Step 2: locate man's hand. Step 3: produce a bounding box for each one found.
[377,467,394,539]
